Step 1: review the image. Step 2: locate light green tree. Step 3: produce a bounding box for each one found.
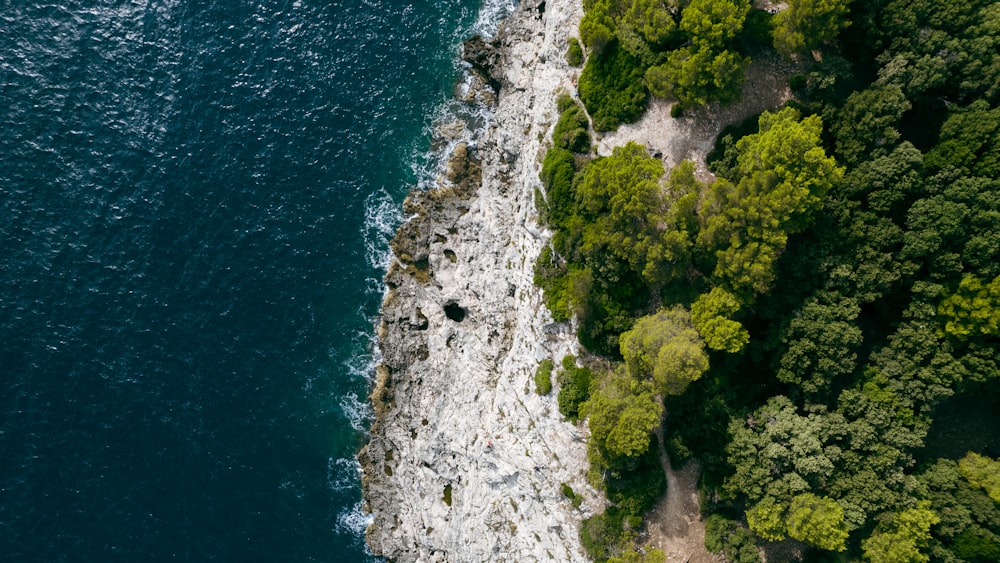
[958,452,1000,503]
[584,368,664,459]
[620,306,709,395]
[691,287,750,353]
[646,45,747,107]
[746,496,788,541]
[786,493,850,551]
[679,0,749,48]
[861,503,940,563]
[698,107,843,296]
[938,275,1000,340]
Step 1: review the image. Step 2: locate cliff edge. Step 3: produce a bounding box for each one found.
[358,0,597,561]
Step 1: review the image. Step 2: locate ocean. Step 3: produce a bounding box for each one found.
[0,0,511,560]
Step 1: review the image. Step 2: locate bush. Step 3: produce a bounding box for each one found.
[535,359,554,395]
[604,444,666,517]
[580,508,629,560]
[560,482,582,507]
[533,246,571,321]
[552,102,591,153]
[566,37,584,67]
[670,104,683,118]
[557,356,592,420]
[579,40,648,132]
[704,515,762,563]
[539,147,577,228]
[443,484,453,506]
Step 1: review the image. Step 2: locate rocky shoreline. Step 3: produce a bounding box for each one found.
[357,0,598,560]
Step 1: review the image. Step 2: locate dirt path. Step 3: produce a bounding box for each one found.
[644,428,719,563]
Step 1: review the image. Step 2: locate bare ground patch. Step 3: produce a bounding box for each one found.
[641,428,721,563]
[595,53,805,179]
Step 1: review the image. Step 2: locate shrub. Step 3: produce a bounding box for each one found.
[561,482,575,497]
[704,515,762,563]
[579,40,648,131]
[557,356,592,420]
[535,359,554,395]
[533,246,571,321]
[443,484,453,506]
[566,37,584,67]
[670,104,683,118]
[539,147,577,228]
[580,508,629,560]
[604,445,667,517]
[552,103,591,153]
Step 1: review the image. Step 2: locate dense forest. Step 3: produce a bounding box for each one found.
[532,0,1000,561]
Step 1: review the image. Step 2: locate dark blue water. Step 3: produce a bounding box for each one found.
[0,1,507,560]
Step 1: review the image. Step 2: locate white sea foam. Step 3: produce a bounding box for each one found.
[407,0,516,193]
[362,188,402,273]
[327,456,363,492]
[472,0,517,39]
[335,500,379,561]
[340,390,373,433]
[336,499,374,536]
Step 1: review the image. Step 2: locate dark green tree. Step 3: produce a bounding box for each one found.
[776,291,862,397]
[832,84,911,166]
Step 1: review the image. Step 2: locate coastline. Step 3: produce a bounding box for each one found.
[358,0,596,560]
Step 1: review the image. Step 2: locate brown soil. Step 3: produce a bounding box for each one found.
[642,428,720,563]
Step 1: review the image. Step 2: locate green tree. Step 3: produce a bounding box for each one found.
[924,101,1000,179]
[620,306,709,395]
[691,287,750,353]
[646,45,747,107]
[786,493,850,551]
[618,0,677,62]
[938,275,1000,340]
[776,292,862,397]
[959,452,1000,503]
[580,0,617,55]
[833,84,911,166]
[772,0,853,57]
[726,396,842,503]
[679,0,749,48]
[861,503,940,563]
[584,367,664,459]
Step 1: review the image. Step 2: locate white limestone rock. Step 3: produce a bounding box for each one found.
[359,0,598,561]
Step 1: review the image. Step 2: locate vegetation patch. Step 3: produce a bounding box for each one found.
[578,40,648,132]
[566,37,584,67]
[534,358,554,395]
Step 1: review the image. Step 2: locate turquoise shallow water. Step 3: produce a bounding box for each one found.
[0,0,509,559]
